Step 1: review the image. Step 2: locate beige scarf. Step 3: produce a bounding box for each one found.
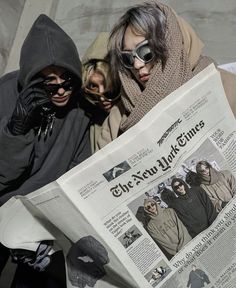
[119,2,214,132]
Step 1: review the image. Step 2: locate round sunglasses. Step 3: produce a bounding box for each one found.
[121,40,154,69]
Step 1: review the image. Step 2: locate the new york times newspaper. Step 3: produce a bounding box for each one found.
[0,64,235,288]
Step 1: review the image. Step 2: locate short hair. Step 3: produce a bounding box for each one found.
[108,1,168,82]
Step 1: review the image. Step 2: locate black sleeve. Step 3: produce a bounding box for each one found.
[0,73,35,192]
[0,121,35,192]
[198,187,218,224]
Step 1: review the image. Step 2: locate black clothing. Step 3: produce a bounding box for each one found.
[171,178,217,238]
[187,268,210,288]
[0,14,91,287]
[0,14,91,205]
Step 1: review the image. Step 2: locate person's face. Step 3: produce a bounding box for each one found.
[198,164,210,176]
[173,181,186,195]
[192,265,196,271]
[87,71,112,112]
[145,202,157,214]
[41,66,75,107]
[123,25,154,87]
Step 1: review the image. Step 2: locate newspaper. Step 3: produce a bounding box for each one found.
[0,64,236,288]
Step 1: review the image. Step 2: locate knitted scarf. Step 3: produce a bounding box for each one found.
[119,2,214,132]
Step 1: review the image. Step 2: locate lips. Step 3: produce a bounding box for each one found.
[52,93,70,103]
[139,74,150,82]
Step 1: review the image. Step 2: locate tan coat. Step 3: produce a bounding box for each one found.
[94,17,236,151]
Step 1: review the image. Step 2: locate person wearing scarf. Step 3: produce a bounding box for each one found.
[95,1,236,150]
[196,161,236,212]
[143,198,191,259]
[171,178,217,238]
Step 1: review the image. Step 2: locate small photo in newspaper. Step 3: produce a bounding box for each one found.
[118,224,142,249]
[144,259,171,287]
[103,161,131,182]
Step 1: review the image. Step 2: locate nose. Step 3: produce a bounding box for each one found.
[98,84,105,94]
[133,57,145,70]
[56,77,65,95]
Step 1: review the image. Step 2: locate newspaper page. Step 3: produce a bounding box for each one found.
[0,64,235,288]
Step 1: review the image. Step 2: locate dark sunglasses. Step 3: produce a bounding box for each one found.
[84,87,120,104]
[42,72,76,96]
[173,183,183,189]
[121,40,154,69]
[146,203,155,210]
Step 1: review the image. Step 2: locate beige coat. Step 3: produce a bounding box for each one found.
[94,17,236,151]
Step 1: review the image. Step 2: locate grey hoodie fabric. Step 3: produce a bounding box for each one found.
[0,14,91,205]
[143,199,191,257]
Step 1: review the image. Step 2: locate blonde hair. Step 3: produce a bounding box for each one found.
[82,59,112,92]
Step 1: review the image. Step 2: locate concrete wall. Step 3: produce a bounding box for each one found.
[1,0,236,77]
[0,0,25,75]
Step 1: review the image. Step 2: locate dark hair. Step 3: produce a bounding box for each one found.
[108,1,168,85]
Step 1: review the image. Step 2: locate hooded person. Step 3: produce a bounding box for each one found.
[171,178,217,238]
[196,161,236,212]
[80,32,121,153]
[0,14,91,287]
[95,1,236,149]
[143,198,191,259]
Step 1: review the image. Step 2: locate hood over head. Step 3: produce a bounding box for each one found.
[18,14,82,88]
[82,32,109,63]
[143,198,158,216]
[171,178,189,195]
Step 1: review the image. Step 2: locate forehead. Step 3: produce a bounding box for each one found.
[89,71,105,83]
[123,25,145,50]
[40,66,66,77]
[173,181,181,186]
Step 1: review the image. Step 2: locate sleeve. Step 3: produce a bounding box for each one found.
[187,272,191,287]
[0,117,35,192]
[224,170,236,197]
[198,187,218,225]
[171,209,192,252]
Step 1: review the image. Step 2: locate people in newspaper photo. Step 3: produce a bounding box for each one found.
[169,178,217,238]
[196,161,236,212]
[142,198,192,259]
[187,265,210,288]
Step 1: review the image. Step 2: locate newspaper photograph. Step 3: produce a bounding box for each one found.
[0,64,235,288]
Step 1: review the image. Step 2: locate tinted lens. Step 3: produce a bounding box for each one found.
[137,44,153,62]
[121,52,134,68]
[44,79,73,95]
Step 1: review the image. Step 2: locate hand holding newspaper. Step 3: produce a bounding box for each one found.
[0,65,236,287]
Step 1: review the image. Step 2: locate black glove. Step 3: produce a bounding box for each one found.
[10,240,53,272]
[7,78,51,135]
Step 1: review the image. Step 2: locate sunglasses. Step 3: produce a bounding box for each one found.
[146,203,155,210]
[83,87,120,104]
[121,40,154,69]
[42,72,76,96]
[173,183,183,189]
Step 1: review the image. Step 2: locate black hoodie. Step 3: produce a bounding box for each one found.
[0,14,91,205]
[170,178,217,237]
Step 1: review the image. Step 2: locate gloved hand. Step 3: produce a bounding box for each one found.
[10,240,53,272]
[7,77,51,135]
